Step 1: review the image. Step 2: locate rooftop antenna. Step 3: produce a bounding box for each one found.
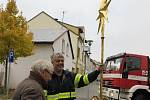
[61,11,67,30]
[62,11,65,23]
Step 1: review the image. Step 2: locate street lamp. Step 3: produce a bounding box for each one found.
[85,40,93,49]
[84,40,93,74]
[84,40,93,100]
[84,40,93,55]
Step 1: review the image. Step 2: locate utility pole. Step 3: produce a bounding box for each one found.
[99,31,104,100]
[7,49,14,96]
[97,0,111,99]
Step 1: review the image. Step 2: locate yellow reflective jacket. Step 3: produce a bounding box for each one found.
[47,70,100,100]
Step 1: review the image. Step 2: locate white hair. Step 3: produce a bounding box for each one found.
[31,59,53,74]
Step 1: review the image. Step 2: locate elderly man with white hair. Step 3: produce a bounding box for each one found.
[12,59,53,100]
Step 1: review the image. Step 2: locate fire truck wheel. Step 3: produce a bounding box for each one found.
[133,93,147,100]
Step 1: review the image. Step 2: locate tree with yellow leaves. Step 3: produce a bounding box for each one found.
[0,0,34,89]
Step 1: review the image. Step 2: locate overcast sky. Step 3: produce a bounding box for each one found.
[1,0,150,62]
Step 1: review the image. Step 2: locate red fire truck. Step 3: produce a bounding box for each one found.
[103,53,150,100]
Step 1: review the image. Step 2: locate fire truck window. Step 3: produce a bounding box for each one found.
[126,57,141,70]
[106,58,123,71]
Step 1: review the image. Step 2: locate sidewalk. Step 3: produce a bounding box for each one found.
[76,81,99,100]
[0,89,14,100]
[0,94,11,100]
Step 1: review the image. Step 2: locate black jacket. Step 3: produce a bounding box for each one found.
[47,70,100,100]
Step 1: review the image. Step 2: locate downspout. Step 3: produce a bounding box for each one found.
[75,37,79,73]
[67,31,74,59]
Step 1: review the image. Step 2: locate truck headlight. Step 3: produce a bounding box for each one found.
[109,90,114,97]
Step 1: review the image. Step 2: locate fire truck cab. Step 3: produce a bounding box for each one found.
[103,53,150,100]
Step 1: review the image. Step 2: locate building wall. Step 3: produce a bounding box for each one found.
[69,31,85,74]
[62,23,79,34]
[9,44,53,89]
[69,32,78,69]
[28,12,63,30]
[77,39,85,74]
[28,12,86,74]
[53,32,73,71]
[62,24,85,73]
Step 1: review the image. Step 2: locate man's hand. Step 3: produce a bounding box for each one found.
[96,64,104,71]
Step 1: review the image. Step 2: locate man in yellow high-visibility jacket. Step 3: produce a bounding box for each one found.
[47,53,101,100]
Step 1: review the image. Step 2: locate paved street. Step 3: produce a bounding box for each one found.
[0,81,99,100]
[76,81,99,100]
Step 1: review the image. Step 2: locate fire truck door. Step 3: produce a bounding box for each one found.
[122,56,141,88]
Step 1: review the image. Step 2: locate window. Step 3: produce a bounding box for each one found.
[126,57,141,70]
[62,39,65,54]
[82,52,84,62]
[77,47,80,58]
[72,67,75,73]
[76,68,79,73]
[66,43,69,56]
[106,57,123,71]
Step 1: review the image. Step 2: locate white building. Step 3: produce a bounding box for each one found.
[0,11,85,89]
